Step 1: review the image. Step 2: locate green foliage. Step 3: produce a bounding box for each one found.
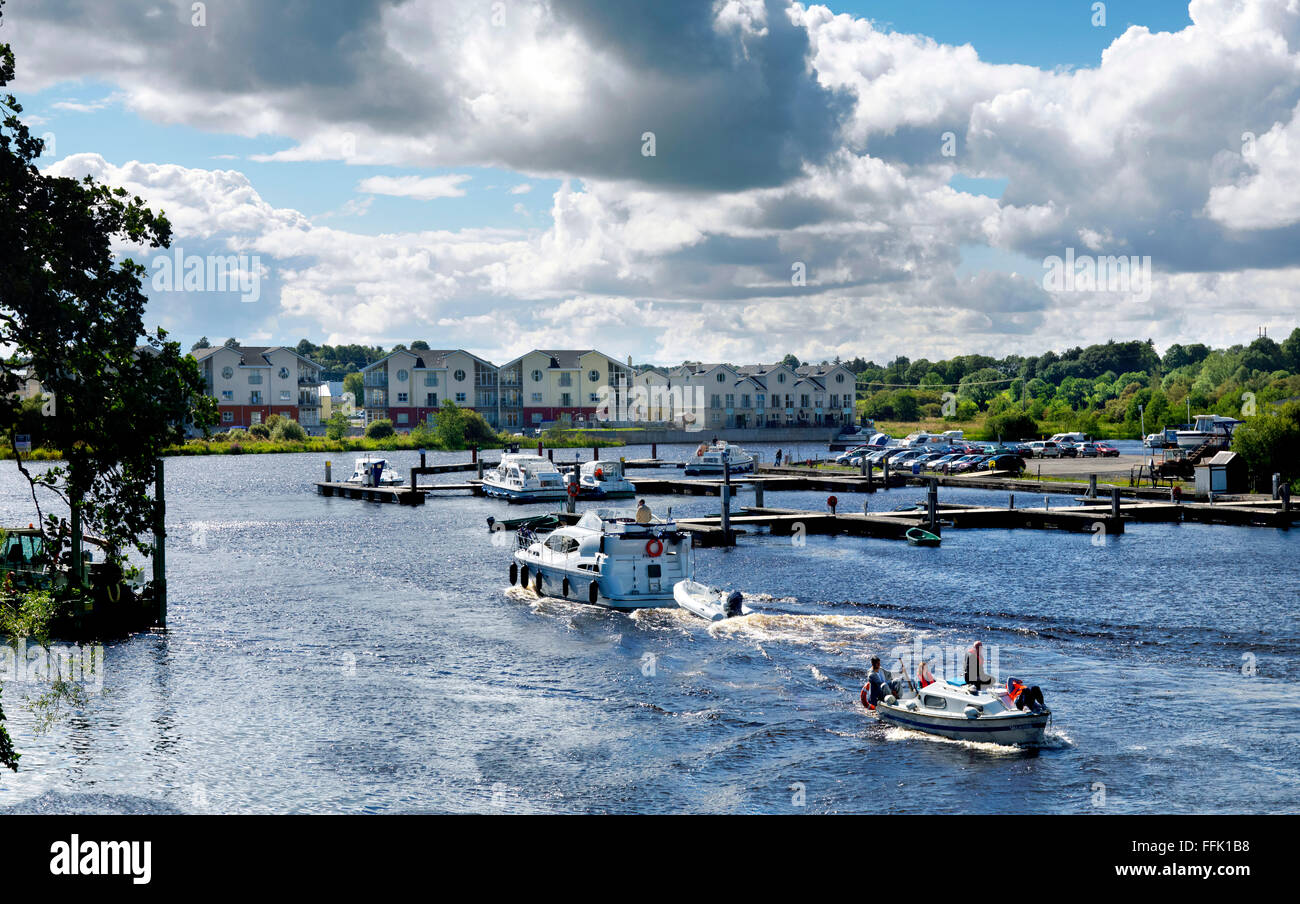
[0,16,216,568]
[985,410,1040,441]
[325,410,349,441]
[248,423,271,439]
[1231,402,1300,488]
[365,418,395,439]
[0,587,62,639]
[271,418,307,442]
[342,371,364,408]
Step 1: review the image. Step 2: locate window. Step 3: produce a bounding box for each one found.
[220,390,233,401]
[777,373,786,383]
[397,392,408,403]
[456,392,467,403]
[454,369,466,382]
[250,391,262,404]
[222,411,233,423]
[278,367,290,379]
[716,373,725,383]
[801,395,810,408]
[589,369,600,382]
[589,393,599,403]
[830,394,839,408]
[922,695,947,710]
[531,392,543,403]
[248,374,263,384]
[836,373,846,383]
[710,394,721,409]
[559,372,572,387]
[725,394,734,407]
[396,369,408,382]
[280,390,292,401]
[757,394,765,408]
[426,393,438,407]
[397,413,408,425]
[425,374,438,387]
[531,369,543,382]
[560,393,572,407]
[221,366,234,379]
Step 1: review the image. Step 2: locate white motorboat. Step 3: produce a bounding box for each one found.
[872,679,1051,747]
[673,580,751,621]
[481,453,568,503]
[346,455,402,486]
[566,459,636,499]
[866,646,1051,747]
[684,441,756,476]
[1175,414,1241,452]
[509,511,693,608]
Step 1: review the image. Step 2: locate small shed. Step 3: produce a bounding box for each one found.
[1194,450,1248,495]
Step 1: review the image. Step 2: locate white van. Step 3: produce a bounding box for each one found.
[1048,432,1088,445]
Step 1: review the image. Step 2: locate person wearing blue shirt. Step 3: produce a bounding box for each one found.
[866,657,901,707]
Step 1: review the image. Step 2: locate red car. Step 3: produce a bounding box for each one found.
[1094,442,1121,457]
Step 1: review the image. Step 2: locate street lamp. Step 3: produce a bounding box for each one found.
[1139,403,1145,440]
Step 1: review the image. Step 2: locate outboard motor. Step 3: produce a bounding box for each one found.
[723,590,744,618]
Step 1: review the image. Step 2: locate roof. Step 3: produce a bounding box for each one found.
[503,349,629,370]
[1202,451,1242,467]
[193,345,321,369]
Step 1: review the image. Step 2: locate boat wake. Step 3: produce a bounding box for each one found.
[707,612,903,650]
[878,721,1075,754]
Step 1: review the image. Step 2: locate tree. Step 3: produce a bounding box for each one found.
[1232,403,1300,490]
[223,337,240,347]
[411,340,431,351]
[781,353,801,369]
[986,410,1039,442]
[1,11,215,574]
[343,372,364,409]
[434,401,466,448]
[191,336,211,351]
[365,418,395,439]
[325,410,349,441]
[957,368,1004,409]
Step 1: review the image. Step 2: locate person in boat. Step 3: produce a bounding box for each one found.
[865,657,902,707]
[635,499,653,524]
[964,641,994,691]
[917,659,936,688]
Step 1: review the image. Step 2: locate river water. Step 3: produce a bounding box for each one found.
[0,443,1296,814]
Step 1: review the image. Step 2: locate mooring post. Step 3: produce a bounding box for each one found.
[1088,474,1097,498]
[651,442,657,460]
[470,446,477,464]
[537,440,543,456]
[1044,495,1050,511]
[477,458,485,480]
[70,498,85,589]
[883,455,890,486]
[153,461,167,628]
[1111,487,1121,519]
[593,445,599,461]
[754,482,764,507]
[1009,493,1015,510]
[1273,473,1281,499]
[325,460,332,483]
[547,449,553,462]
[927,478,938,532]
[866,461,873,490]
[859,454,867,477]
[721,450,733,542]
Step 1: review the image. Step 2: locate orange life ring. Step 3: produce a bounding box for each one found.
[860,686,874,710]
[645,538,663,557]
[566,481,580,497]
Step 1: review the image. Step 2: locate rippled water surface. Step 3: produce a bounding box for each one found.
[0,443,1296,813]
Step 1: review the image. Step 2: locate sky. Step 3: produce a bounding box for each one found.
[5,0,1299,366]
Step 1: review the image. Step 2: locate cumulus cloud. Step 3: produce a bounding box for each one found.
[356,174,472,200]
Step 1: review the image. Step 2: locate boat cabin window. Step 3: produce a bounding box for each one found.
[922,695,947,710]
[2,533,45,566]
[544,535,580,554]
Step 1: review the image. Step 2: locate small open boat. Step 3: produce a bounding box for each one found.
[872,678,1050,746]
[905,526,941,547]
[487,514,561,533]
[673,580,751,621]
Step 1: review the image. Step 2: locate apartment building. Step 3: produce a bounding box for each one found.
[498,349,634,429]
[360,348,499,429]
[662,361,857,430]
[194,345,323,428]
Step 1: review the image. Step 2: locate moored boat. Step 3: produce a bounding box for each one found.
[684,441,756,476]
[481,453,568,503]
[566,459,636,499]
[1175,414,1241,452]
[905,526,941,547]
[346,455,402,486]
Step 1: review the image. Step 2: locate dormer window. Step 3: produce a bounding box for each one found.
[716,373,725,382]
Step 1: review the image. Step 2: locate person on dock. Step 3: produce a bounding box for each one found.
[865,657,902,707]
[635,498,653,524]
[775,448,783,466]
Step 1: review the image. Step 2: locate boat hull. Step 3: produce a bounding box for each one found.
[876,703,1049,746]
[673,580,750,621]
[481,482,568,503]
[684,462,755,476]
[512,557,678,609]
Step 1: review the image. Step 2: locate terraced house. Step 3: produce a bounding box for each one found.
[195,345,323,429]
[360,348,500,429]
[498,349,633,429]
[666,361,857,430]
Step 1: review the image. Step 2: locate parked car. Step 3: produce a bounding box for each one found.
[1026,441,1060,458]
[1075,442,1100,458]
[835,445,872,465]
[1094,442,1121,457]
[949,455,988,473]
[1057,442,1078,458]
[984,453,1027,474]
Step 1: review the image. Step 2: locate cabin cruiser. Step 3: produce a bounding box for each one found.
[509,511,693,608]
[865,646,1050,746]
[566,459,636,499]
[1175,414,1241,452]
[346,455,402,486]
[481,453,568,502]
[684,441,755,476]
